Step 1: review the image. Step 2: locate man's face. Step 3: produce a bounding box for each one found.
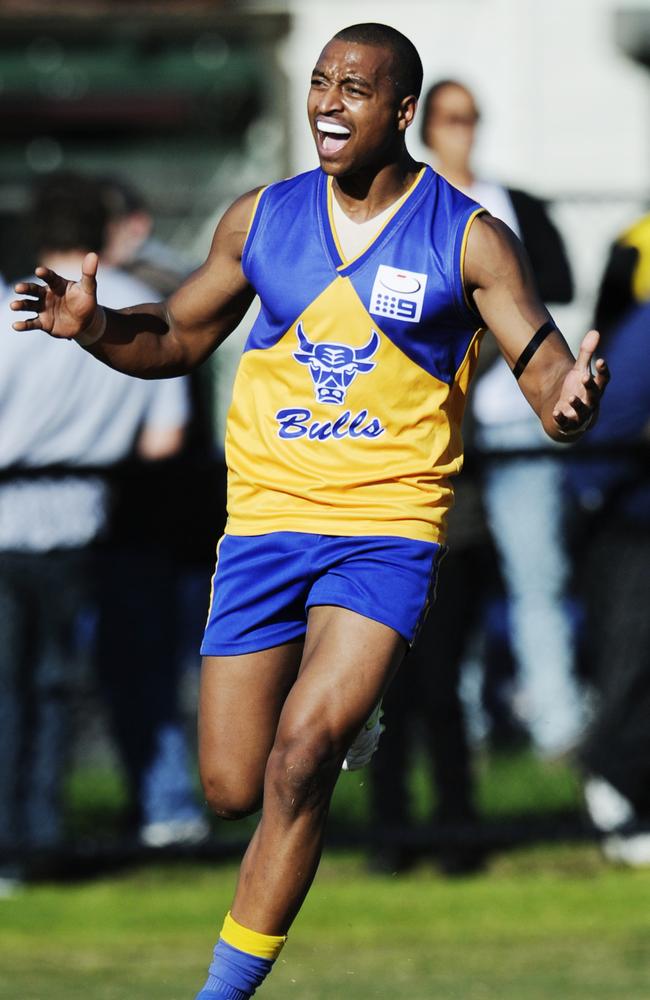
[308,39,414,176]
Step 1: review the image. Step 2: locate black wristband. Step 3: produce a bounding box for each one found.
[512,321,556,380]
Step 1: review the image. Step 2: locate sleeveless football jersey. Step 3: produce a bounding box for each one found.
[225,165,485,543]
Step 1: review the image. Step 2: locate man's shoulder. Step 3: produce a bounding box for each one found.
[242,170,322,257]
[258,168,322,205]
[431,168,484,218]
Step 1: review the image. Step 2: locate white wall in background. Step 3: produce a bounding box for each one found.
[277,0,650,196]
[257,0,647,347]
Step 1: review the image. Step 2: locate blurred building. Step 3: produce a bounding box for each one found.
[0,1,289,278]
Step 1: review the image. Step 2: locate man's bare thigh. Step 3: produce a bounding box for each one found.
[199,641,303,796]
[278,605,407,752]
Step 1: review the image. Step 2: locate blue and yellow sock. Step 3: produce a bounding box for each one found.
[194,911,287,1000]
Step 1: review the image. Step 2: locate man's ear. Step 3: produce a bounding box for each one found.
[397,95,418,132]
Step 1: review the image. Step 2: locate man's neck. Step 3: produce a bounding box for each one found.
[332,152,422,222]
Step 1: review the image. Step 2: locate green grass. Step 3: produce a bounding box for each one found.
[1,847,649,1000]
[4,750,633,1000]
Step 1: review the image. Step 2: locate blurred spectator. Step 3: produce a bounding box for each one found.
[0,172,201,885]
[594,211,650,340]
[566,300,650,865]
[99,177,216,465]
[369,461,501,875]
[368,319,506,874]
[421,78,582,757]
[101,177,193,296]
[97,177,223,847]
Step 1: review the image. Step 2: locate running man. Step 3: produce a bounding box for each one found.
[12,22,608,1000]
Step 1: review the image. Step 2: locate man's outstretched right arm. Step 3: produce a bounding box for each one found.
[11,190,260,379]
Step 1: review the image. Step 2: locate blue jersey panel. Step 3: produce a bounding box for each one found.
[242,171,338,352]
[343,170,483,384]
[242,167,483,383]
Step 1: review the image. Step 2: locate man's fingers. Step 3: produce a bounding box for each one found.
[80,252,99,295]
[10,298,43,313]
[11,317,44,332]
[594,357,610,391]
[567,395,592,423]
[575,328,600,371]
[553,397,591,425]
[580,358,609,400]
[34,266,69,295]
[553,410,576,433]
[13,281,45,297]
[10,281,46,317]
[553,339,608,440]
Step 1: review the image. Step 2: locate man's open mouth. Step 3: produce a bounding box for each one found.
[316,118,351,154]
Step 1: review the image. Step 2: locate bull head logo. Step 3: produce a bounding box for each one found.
[293,323,380,405]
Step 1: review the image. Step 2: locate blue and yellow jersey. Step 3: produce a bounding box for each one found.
[225,165,485,544]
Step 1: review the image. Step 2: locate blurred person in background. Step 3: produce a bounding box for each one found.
[368,469,502,876]
[368,331,504,876]
[0,172,201,889]
[11,23,608,998]
[566,299,650,866]
[594,209,650,340]
[97,177,220,848]
[421,78,583,758]
[101,176,195,297]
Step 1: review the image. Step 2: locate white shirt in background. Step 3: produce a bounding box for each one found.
[0,267,190,551]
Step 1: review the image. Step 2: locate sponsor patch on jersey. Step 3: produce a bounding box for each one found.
[369,264,428,324]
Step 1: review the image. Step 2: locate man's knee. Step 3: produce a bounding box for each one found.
[201,766,263,821]
[265,723,342,816]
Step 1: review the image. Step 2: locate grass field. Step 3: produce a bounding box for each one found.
[1,846,649,1000]
[1,752,648,1000]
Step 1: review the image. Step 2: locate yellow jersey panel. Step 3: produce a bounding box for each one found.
[227,166,485,542]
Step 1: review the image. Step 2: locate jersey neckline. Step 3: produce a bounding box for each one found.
[318,166,431,277]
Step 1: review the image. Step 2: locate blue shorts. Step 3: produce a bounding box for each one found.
[201,531,443,656]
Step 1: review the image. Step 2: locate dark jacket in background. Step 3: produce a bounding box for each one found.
[508,188,573,305]
[593,211,650,342]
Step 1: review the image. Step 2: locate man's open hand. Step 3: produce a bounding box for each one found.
[10,252,100,341]
[552,329,610,438]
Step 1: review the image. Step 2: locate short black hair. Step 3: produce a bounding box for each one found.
[29,171,108,254]
[333,23,423,101]
[419,79,479,145]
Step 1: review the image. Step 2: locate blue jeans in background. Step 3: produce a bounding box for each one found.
[476,417,585,756]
